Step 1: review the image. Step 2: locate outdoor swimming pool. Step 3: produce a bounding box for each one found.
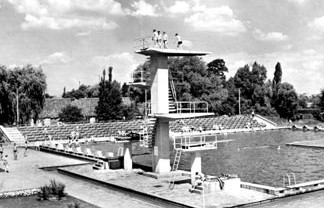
[82,130,324,188]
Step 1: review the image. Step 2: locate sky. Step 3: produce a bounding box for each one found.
[1,0,324,96]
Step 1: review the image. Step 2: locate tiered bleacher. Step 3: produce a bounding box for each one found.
[169,115,265,133]
[16,115,266,142]
[18,120,142,142]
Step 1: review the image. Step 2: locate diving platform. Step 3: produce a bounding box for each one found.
[151,113,214,121]
[136,48,211,57]
[173,133,232,152]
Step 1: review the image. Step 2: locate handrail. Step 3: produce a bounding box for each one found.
[173,134,217,150]
[134,36,191,51]
[283,173,291,187]
[145,101,208,115]
[169,71,177,102]
[130,70,150,84]
[283,173,296,187]
[0,125,11,143]
[290,173,296,185]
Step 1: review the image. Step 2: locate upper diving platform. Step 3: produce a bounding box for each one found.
[134,36,211,57]
[136,48,211,57]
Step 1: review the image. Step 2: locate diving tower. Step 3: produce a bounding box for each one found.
[131,37,215,177]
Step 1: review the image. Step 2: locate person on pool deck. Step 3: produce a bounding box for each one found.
[3,155,9,173]
[0,144,3,160]
[189,172,206,192]
[13,143,18,160]
[24,140,28,157]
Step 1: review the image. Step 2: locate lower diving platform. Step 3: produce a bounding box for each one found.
[173,132,232,152]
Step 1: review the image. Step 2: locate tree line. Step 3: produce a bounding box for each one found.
[127,57,300,120]
[1,58,320,125]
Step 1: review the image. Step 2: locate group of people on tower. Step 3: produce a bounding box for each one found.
[152,29,182,49]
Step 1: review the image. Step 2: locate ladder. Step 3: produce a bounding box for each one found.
[283,173,296,187]
[169,149,182,190]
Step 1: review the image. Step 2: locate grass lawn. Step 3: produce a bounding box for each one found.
[0,195,99,208]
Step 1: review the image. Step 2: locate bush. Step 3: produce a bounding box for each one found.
[57,182,66,199]
[67,202,81,208]
[38,185,51,200]
[38,180,66,201]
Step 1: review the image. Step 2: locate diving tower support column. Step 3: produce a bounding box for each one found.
[190,151,202,184]
[123,142,132,171]
[149,54,170,174]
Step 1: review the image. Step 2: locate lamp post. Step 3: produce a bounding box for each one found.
[238,88,241,115]
[16,88,19,126]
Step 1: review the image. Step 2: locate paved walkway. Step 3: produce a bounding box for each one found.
[60,165,274,208]
[0,147,165,208]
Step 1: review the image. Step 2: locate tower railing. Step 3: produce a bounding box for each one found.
[145,101,208,115]
[173,134,218,151]
[169,71,178,102]
[134,36,191,51]
[130,70,151,85]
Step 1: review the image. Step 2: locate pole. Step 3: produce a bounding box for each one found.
[16,88,19,126]
[144,89,147,116]
[238,88,241,115]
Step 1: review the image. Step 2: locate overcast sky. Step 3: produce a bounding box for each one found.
[1,0,324,96]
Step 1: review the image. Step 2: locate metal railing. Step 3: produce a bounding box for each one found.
[283,173,296,187]
[130,70,150,84]
[173,134,217,150]
[134,36,189,51]
[145,101,208,115]
[169,71,177,102]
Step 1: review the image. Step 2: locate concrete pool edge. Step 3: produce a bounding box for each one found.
[57,167,197,208]
[55,164,324,208]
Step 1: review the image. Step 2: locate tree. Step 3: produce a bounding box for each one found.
[274,83,298,119]
[273,62,282,87]
[318,89,324,111]
[207,59,228,84]
[272,62,282,104]
[0,66,13,125]
[7,65,46,124]
[63,84,99,99]
[168,56,229,115]
[58,105,84,122]
[96,68,123,120]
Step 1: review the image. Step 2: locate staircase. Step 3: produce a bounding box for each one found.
[168,72,177,114]
[169,149,182,190]
[2,127,25,145]
[141,117,157,148]
[93,160,108,170]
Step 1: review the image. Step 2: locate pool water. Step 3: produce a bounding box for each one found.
[83,130,324,188]
[178,130,324,187]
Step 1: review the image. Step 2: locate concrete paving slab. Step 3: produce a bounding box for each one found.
[59,164,274,208]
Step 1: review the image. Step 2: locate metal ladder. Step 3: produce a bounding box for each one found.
[117,147,124,157]
[283,173,296,187]
[169,149,182,190]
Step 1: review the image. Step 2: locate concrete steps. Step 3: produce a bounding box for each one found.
[3,127,25,145]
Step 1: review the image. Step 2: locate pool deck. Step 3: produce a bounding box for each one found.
[286,139,324,149]
[0,146,277,208]
[58,164,275,208]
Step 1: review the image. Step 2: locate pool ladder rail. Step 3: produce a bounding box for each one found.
[169,149,183,190]
[283,173,296,187]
